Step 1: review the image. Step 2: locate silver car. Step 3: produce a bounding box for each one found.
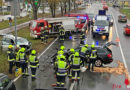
[0,35,32,52]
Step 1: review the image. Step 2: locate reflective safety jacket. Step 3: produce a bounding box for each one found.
[7,50,15,62]
[56,60,68,76]
[19,52,27,62]
[29,54,39,68]
[80,46,88,54]
[70,56,82,71]
[68,53,74,64]
[90,49,97,59]
[16,50,21,62]
[59,29,65,36]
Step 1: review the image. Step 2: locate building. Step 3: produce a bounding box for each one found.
[119,0,130,6]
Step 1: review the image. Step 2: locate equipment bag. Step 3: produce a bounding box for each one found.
[15,68,22,77]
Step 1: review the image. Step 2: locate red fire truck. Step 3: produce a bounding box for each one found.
[30,17,76,38]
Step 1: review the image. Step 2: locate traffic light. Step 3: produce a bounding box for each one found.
[35,0,38,6]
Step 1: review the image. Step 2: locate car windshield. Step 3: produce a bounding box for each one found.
[122,16,126,18]
[128,26,130,28]
[31,21,37,28]
[17,38,28,43]
[81,19,86,23]
[95,20,109,26]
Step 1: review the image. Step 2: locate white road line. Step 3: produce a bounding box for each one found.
[13,37,58,82]
[13,75,22,82]
[111,10,129,75]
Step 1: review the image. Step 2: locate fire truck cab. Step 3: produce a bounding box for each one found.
[30,19,49,38]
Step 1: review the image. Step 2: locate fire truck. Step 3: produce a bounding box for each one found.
[30,17,77,38]
[64,13,89,31]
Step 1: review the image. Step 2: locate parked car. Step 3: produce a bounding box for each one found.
[118,15,127,23]
[103,5,108,10]
[113,3,120,8]
[0,34,32,52]
[124,24,130,35]
[75,42,117,67]
[0,73,16,90]
[107,15,113,26]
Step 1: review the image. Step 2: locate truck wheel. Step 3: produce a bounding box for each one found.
[95,59,103,67]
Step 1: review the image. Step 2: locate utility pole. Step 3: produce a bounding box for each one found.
[14,0,17,45]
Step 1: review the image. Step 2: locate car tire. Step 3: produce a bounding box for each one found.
[92,33,96,38]
[95,59,103,67]
[106,35,109,39]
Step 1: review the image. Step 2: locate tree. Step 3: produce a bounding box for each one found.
[27,0,41,20]
[48,0,58,17]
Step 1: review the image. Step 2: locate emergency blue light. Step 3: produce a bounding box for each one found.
[84,17,87,19]
[96,41,99,46]
[77,16,80,19]
[96,29,100,32]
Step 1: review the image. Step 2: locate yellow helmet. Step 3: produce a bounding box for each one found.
[70,48,75,53]
[60,46,65,51]
[8,45,13,49]
[31,50,36,54]
[85,44,88,47]
[74,52,79,57]
[21,48,25,52]
[91,44,95,48]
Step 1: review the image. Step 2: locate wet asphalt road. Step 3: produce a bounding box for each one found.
[15,2,130,90]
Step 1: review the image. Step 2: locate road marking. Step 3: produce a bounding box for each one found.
[111,10,129,75]
[13,37,58,82]
[13,75,22,82]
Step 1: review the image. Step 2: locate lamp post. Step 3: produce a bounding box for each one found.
[14,0,17,45]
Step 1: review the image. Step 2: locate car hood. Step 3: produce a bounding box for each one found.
[16,37,29,46]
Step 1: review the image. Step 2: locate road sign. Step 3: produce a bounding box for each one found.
[35,0,38,6]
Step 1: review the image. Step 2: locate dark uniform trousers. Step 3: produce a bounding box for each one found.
[88,58,96,71]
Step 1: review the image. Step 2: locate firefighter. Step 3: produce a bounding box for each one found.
[19,47,28,76]
[68,48,75,78]
[70,52,82,84]
[59,25,65,42]
[41,26,48,44]
[88,44,97,71]
[80,31,85,45]
[44,27,49,43]
[80,44,89,66]
[15,45,21,69]
[29,50,39,80]
[55,55,68,87]
[56,50,65,62]
[7,45,15,74]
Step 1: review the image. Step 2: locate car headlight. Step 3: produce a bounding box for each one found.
[105,26,109,31]
[111,20,113,22]
[34,31,37,34]
[93,26,97,31]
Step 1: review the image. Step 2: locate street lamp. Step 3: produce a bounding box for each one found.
[14,0,17,45]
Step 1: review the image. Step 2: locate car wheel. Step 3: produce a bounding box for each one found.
[106,35,109,39]
[95,59,103,67]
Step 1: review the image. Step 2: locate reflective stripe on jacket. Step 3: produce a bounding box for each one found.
[90,49,97,59]
[29,55,38,68]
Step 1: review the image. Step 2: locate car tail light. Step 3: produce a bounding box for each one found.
[107,54,112,58]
